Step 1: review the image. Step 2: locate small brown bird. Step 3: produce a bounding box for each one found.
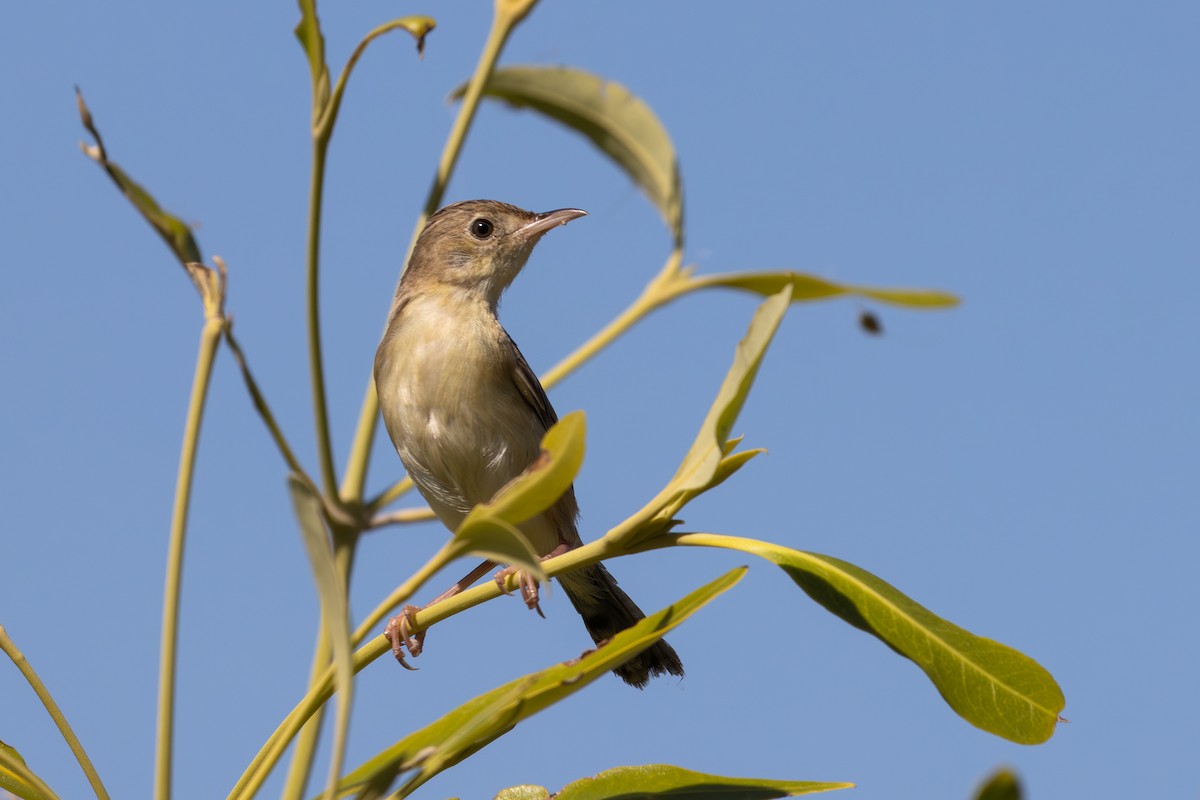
[374,200,684,688]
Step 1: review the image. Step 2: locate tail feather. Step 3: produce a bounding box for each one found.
[558,562,685,689]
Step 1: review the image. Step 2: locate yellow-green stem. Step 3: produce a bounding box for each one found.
[365,475,415,515]
[339,7,526,506]
[307,137,339,499]
[0,625,109,800]
[155,314,223,800]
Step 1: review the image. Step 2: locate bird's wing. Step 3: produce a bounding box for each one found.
[503,329,559,432]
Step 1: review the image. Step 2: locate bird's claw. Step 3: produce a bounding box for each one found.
[494,566,545,618]
[385,604,425,670]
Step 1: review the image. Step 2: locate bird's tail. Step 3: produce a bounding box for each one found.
[558,562,685,689]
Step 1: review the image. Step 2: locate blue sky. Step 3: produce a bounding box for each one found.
[3,2,1198,798]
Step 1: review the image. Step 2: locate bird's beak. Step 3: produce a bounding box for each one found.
[517,208,588,239]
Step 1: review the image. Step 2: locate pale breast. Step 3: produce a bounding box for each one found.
[376,294,546,528]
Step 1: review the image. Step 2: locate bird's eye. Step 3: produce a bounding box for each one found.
[470,218,494,239]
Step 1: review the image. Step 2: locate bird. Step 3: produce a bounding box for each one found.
[374,199,684,688]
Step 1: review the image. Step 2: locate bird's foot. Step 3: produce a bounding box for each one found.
[384,605,425,670]
[494,566,545,618]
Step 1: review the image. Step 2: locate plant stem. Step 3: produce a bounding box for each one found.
[155,312,223,800]
[0,625,109,800]
[306,137,339,499]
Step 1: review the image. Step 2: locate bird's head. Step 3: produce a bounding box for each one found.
[400,200,587,305]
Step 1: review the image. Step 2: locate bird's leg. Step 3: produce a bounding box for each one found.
[492,543,572,619]
[385,559,496,666]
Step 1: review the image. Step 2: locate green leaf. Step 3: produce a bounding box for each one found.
[0,739,58,800]
[338,568,745,798]
[682,535,1064,745]
[688,270,959,309]
[456,65,683,247]
[452,411,588,576]
[294,0,330,112]
[672,287,791,493]
[494,787,551,800]
[555,764,852,799]
[450,516,544,583]
[973,768,1022,800]
[287,475,355,796]
[475,410,585,525]
[76,88,202,266]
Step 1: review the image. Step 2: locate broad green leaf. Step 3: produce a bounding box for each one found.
[973,767,1022,800]
[681,535,1064,744]
[76,89,202,266]
[671,287,791,493]
[0,739,57,800]
[452,411,587,577]
[688,270,959,309]
[456,65,683,246]
[338,568,745,798]
[556,764,852,799]
[450,516,543,584]
[287,475,354,796]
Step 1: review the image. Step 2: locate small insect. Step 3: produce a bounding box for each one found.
[859,308,883,336]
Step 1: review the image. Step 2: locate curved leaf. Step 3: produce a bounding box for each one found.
[294,0,330,112]
[672,287,790,493]
[338,568,746,798]
[0,740,58,800]
[472,410,586,526]
[455,65,683,246]
[452,516,543,583]
[76,89,202,266]
[688,270,959,309]
[676,534,1064,745]
[556,764,851,799]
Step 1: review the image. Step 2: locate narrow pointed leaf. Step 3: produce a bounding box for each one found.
[556,764,852,799]
[672,287,791,492]
[689,270,959,309]
[338,568,745,798]
[681,535,1064,744]
[0,740,57,800]
[455,65,683,245]
[287,475,355,794]
[294,0,330,111]
[77,89,201,266]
